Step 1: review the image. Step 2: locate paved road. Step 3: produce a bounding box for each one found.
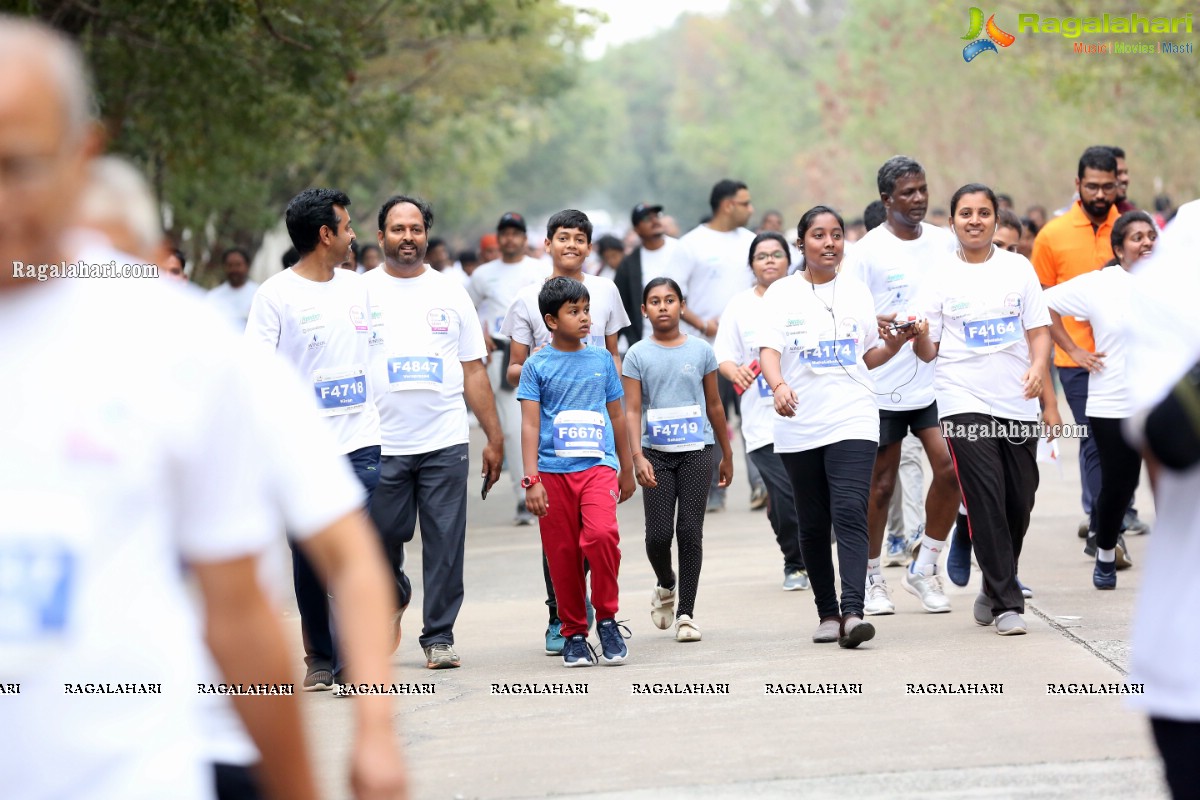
[293,412,1166,800]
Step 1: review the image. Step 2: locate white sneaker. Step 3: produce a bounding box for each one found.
[864,575,895,616]
[650,585,675,630]
[675,614,701,642]
[902,564,952,613]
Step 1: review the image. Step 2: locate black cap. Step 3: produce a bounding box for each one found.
[497,212,527,233]
[631,202,664,226]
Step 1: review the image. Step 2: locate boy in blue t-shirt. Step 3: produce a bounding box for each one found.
[518,251,636,667]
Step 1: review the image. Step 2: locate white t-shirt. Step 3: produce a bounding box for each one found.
[467,256,550,341]
[442,262,471,290]
[207,279,260,331]
[918,248,1051,422]
[713,287,776,452]
[1043,266,1132,419]
[754,273,883,452]
[638,237,679,339]
[1126,199,1200,721]
[0,278,276,800]
[501,272,630,350]
[366,266,487,455]
[200,353,364,767]
[245,267,381,455]
[845,222,956,410]
[668,225,756,338]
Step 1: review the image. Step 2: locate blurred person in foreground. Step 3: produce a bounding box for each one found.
[0,16,315,799]
[1125,199,1200,800]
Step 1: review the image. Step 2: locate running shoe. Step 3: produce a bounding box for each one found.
[545,619,565,655]
[1123,511,1150,535]
[303,666,334,692]
[947,522,971,587]
[973,593,995,626]
[423,643,461,670]
[1093,560,1117,590]
[1018,578,1033,599]
[596,619,630,665]
[864,574,895,616]
[902,564,951,613]
[812,617,841,643]
[782,569,810,592]
[675,615,701,642]
[838,616,876,649]
[1085,533,1132,569]
[995,611,1027,636]
[884,533,908,567]
[905,524,926,557]
[562,634,596,668]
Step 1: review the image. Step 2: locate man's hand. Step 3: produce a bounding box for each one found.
[481,439,502,493]
[350,724,408,800]
[1070,347,1107,373]
[1042,401,1063,442]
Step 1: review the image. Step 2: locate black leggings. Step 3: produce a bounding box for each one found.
[1089,416,1143,550]
[1152,717,1200,800]
[780,440,876,620]
[643,445,714,618]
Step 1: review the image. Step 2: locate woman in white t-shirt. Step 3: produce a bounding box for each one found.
[757,207,908,649]
[714,231,809,591]
[1044,210,1157,589]
[912,184,1052,636]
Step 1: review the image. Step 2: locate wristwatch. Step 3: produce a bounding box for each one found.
[520,474,541,489]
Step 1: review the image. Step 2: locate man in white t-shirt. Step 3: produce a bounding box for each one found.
[208,246,259,330]
[669,180,758,512]
[245,187,383,692]
[0,20,320,797]
[614,202,679,350]
[844,156,961,616]
[468,212,550,524]
[367,195,504,670]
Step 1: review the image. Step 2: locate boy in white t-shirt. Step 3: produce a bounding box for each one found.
[502,209,630,654]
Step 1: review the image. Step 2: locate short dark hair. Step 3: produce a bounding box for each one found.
[222,246,251,265]
[170,247,186,269]
[1020,217,1039,236]
[538,276,590,321]
[877,156,924,197]
[950,183,998,216]
[996,193,1014,207]
[641,276,684,305]
[1078,146,1118,179]
[1106,145,1126,160]
[996,208,1022,232]
[546,209,593,243]
[709,179,748,213]
[1110,210,1155,256]
[457,249,478,267]
[596,234,623,254]
[285,188,351,255]
[281,247,300,269]
[863,200,886,231]
[428,237,446,251]
[747,231,791,268]
[359,243,381,258]
[378,194,433,233]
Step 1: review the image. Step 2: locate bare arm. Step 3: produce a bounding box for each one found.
[300,513,407,800]
[195,556,318,800]
[1048,309,1104,372]
[506,340,531,388]
[759,347,798,418]
[703,371,733,486]
[463,359,503,491]
[1021,326,1052,400]
[622,375,654,488]
[521,399,548,516]
[608,397,637,502]
[605,333,623,379]
[719,359,757,391]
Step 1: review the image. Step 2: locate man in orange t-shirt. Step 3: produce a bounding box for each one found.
[1033,145,1146,545]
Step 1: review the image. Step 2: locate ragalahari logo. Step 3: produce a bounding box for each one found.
[962,7,1016,61]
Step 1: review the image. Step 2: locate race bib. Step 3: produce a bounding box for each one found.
[646,405,705,452]
[552,409,606,458]
[313,365,367,416]
[0,497,86,675]
[755,374,772,398]
[964,315,1022,351]
[799,339,856,372]
[387,356,444,391]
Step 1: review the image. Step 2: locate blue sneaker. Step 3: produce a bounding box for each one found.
[561,634,595,667]
[596,619,630,665]
[586,596,595,632]
[1093,560,1117,590]
[947,525,971,587]
[1018,577,1034,599]
[884,533,907,567]
[545,619,565,655]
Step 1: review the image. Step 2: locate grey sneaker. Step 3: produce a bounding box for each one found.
[303,666,334,692]
[902,565,951,613]
[423,643,461,669]
[838,616,876,649]
[973,593,995,626]
[812,617,841,644]
[782,569,810,592]
[995,611,1027,636]
[1123,511,1150,535]
[864,574,895,616]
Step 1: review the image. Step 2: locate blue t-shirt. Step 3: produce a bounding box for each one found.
[517,344,624,473]
[622,336,718,451]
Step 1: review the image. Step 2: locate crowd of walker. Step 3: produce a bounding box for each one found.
[3,13,1200,800]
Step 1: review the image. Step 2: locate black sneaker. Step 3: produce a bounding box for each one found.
[596,619,630,665]
[303,666,334,692]
[1085,533,1132,569]
[1093,559,1117,590]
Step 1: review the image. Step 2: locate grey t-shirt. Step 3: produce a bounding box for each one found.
[622,335,718,451]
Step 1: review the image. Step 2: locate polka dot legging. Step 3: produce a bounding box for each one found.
[642,445,714,618]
